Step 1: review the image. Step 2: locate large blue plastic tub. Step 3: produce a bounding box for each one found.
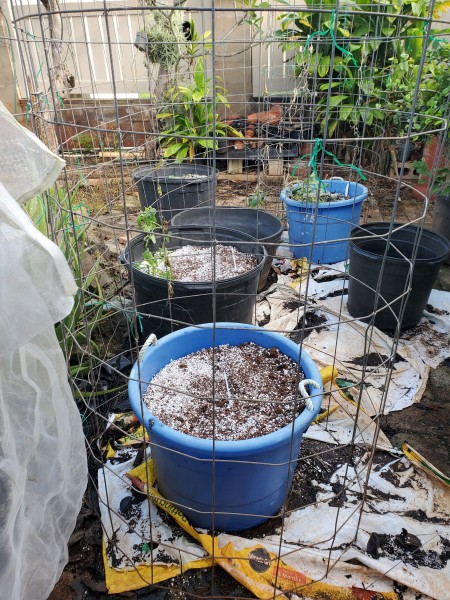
[128,323,323,532]
[280,179,368,263]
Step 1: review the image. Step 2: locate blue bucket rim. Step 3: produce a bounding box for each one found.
[281,179,368,209]
[128,323,323,456]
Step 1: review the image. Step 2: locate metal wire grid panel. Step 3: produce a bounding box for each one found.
[5,0,450,598]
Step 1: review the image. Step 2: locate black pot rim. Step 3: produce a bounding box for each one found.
[133,163,218,183]
[350,222,450,264]
[171,206,284,243]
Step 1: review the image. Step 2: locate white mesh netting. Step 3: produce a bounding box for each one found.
[0,102,87,600]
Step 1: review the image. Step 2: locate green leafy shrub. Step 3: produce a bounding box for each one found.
[157,58,242,162]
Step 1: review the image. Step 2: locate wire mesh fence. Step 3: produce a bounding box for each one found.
[3,0,450,598]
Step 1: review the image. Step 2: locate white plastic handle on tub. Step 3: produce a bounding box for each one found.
[298,379,321,411]
[328,176,350,196]
[139,333,158,364]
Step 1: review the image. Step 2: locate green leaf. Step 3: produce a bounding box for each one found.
[318,55,330,78]
[197,139,215,149]
[339,105,353,120]
[163,142,188,157]
[326,119,338,137]
[174,146,189,162]
[193,58,205,90]
[192,91,205,103]
[328,95,348,107]
[371,109,385,120]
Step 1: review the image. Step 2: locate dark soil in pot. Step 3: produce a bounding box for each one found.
[121,226,265,339]
[143,342,307,441]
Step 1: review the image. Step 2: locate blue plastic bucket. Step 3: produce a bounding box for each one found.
[128,323,323,532]
[280,179,368,263]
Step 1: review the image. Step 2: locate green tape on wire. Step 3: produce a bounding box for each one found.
[422,18,447,45]
[292,138,367,183]
[303,9,358,68]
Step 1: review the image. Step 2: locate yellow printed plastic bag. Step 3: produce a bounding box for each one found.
[104,461,398,600]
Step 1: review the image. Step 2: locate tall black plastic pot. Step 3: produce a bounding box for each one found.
[432,194,450,265]
[348,223,450,330]
[121,226,266,338]
[171,207,283,290]
[133,163,217,223]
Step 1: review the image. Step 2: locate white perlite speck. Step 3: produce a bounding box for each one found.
[143,343,306,441]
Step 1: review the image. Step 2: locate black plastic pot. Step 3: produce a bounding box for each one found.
[171,207,283,290]
[432,194,450,265]
[348,223,450,330]
[133,163,217,223]
[121,226,266,338]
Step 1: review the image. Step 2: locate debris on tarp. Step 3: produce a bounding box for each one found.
[267,449,450,600]
[99,434,450,600]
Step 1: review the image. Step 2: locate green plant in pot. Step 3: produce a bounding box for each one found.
[156,57,242,162]
[122,220,266,339]
[135,206,173,279]
[280,153,368,264]
[133,58,242,221]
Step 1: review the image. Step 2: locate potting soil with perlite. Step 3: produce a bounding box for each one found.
[169,245,256,281]
[143,342,306,440]
[138,244,256,282]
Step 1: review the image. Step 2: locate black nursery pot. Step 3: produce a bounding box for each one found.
[133,163,217,223]
[171,207,283,290]
[348,223,450,330]
[121,226,265,338]
[432,194,450,265]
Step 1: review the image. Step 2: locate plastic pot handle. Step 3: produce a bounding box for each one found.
[139,333,158,364]
[298,378,321,411]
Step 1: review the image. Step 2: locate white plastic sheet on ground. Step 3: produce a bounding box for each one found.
[258,264,450,421]
[265,451,450,600]
[101,443,449,600]
[0,102,87,600]
[98,451,209,571]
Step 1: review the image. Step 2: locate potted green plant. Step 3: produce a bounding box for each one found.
[280,173,368,264]
[133,58,242,222]
[274,1,450,139]
[156,57,241,162]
